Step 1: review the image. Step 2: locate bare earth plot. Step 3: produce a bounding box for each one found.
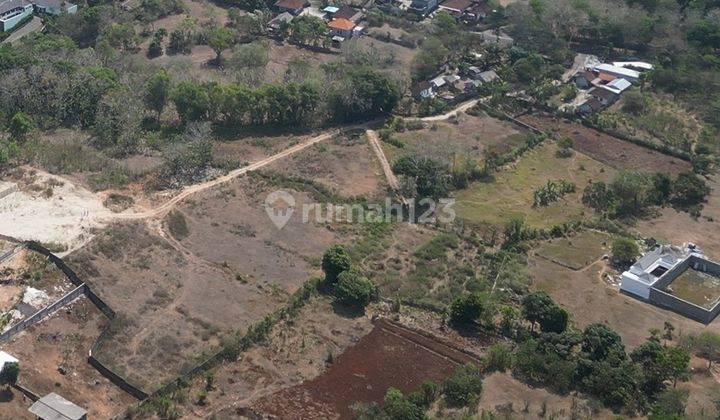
[0,169,111,251]
[517,114,692,174]
[0,298,136,418]
[265,131,384,198]
[477,372,615,419]
[634,176,720,256]
[65,176,354,391]
[455,143,616,228]
[384,112,530,165]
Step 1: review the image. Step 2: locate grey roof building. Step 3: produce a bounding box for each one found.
[29,393,87,420]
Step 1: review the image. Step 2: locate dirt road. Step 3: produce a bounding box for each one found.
[366,130,400,190]
[113,130,339,220]
[415,99,480,122]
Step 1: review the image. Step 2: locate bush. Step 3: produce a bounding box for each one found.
[321,245,352,284]
[449,292,491,327]
[443,363,483,408]
[485,343,514,372]
[334,268,377,308]
[611,238,639,268]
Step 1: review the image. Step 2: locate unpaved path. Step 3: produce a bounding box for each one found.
[366,129,400,191]
[112,130,339,221]
[414,99,480,122]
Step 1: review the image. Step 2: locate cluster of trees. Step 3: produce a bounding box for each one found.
[532,179,575,207]
[354,363,483,419]
[583,170,710,217]
[321,245,377,309]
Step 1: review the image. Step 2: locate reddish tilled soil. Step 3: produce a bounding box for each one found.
[517,114,691,174]
[253,318,480,419]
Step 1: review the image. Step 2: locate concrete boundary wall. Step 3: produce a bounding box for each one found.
[0,283,86,342]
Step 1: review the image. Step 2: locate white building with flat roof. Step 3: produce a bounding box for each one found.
[594,63,641,83]
[620,244,700,299]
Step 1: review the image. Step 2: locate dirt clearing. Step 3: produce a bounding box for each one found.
[517,114,691,174]
[0,169,110,251]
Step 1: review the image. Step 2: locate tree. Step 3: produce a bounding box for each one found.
[329,66,401,122]
[672,171,710,208]
[171,82,210,123]
[449,293,491,327]
[582,323,625,362]
[392,155,451,200]
[502,217,526,249]
[582,181,615,213]
[622,90,649,115]
[611,238,639,268]
[611,170,655,216]
[383,388,426,420]
[8,112,36,142]
[206,27,235,65]
[686,331,720,369]
[334,269,376,308]
[522,291,554,332]
[660,346,690,388]
[649,388,689,420]
[538,305,568,334]
[0,362,19,389]
[145,70,171,120]
[321,245,352,284]
[93,89,143,156]
[443,363,483,408]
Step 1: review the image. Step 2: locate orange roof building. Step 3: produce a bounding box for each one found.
[328,17,356,31]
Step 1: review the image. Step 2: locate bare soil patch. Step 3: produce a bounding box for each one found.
[477,372,614,419]
[266,131,384,198]
[517,114,691,174]
[385,112,529,165]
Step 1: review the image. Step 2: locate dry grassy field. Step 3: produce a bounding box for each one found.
[455,142,616,228]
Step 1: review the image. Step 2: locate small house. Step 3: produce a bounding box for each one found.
[467,66,482,79]
[578,97,603,114]
[274,0,309,15]
[573,70,596,89]
[438,0,473,15]
[32,0,77,14]
[411,81,435,99]
[477,70,498,84]
[594,63,640,83]
[268,11,293,32]
[430,75,446,89]
[0,0,33,32]
[328,17,356,39]
[604,78,632,94]
[333,5,362,22]
[588,86,618,106]
[408,0,439,15]
[29,393,87,420]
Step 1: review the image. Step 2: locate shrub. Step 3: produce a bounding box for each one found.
[321,245,352,284]
[334,268,377,308]
[167,210,189,239]
[485,343,514,372]
[443,363,483,408]
[449,292,491,327]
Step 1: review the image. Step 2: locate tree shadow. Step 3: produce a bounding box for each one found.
[0,388,15,403]
[331,300,366,319]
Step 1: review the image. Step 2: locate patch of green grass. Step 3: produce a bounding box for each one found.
[534,230,612,270]
[455,144,615,228]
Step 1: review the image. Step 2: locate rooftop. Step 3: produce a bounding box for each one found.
[333,5,360,20]
[29,393,87,420]
[275,0,308,9]
[0,0,30,15]
[594,63,641,79]
[439,0,473,12]
[589,86,618,101]
[328,17,355,31]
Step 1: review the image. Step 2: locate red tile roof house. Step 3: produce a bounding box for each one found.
[328,17,356,38]
[274,0,309,15]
